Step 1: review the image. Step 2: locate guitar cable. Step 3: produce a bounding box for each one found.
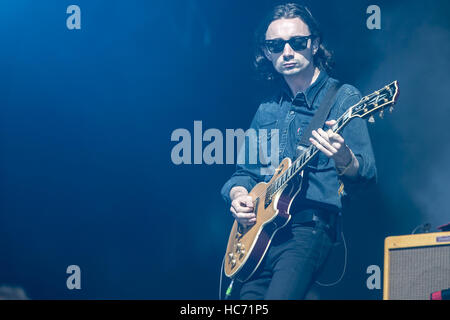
[219,254,225,299]
[315,230,347,287]
[219,253,234,300]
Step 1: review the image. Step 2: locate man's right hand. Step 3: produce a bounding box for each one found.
[229,186,256,226]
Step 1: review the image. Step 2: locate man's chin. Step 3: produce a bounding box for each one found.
[281,67,302,76]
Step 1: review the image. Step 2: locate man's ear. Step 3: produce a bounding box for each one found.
[262,46,272,61]
[312,37,320,55]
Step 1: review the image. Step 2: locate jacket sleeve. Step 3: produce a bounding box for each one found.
[336,88,377,195]
[220,107,270,210]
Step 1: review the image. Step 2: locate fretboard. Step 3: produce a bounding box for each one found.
[266,106,354,199]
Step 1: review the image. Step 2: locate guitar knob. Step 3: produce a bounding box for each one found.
[368,115,375,123]
[379,110,384,119]
[389,106,394,113]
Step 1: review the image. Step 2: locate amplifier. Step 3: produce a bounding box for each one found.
[383,231,450,300]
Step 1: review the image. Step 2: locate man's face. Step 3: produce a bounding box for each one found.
[264,17,318,77]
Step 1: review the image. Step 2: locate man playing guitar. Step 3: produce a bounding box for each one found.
[221,3,377,299]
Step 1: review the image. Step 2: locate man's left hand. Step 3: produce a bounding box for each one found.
[309,120,352,168]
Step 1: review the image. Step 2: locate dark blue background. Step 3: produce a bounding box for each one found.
[0,0,449,299]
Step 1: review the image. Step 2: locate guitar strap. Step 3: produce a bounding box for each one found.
[297,81,342,150]
[293,81,344,246]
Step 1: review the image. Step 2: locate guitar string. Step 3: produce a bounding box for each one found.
[238,92,393,207]
[245,108,352,202]
[232,84,395,205]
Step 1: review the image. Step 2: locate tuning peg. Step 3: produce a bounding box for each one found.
[368,115,375,123]
[379,109,384,119]
[389,106,394,113]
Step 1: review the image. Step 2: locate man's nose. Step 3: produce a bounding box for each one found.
[282,43,295,59]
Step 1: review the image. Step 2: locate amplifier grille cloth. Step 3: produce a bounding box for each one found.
[389,245,450,300]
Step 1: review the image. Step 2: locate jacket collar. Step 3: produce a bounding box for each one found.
[279,70,329,109]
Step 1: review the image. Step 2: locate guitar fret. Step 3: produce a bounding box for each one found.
[305,147,311,158]
[299,154,305,166]
[287,167,292,178]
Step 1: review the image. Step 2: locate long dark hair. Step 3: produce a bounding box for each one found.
[254,3,334,81]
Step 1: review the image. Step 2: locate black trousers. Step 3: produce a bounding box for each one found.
[238,219,333,300]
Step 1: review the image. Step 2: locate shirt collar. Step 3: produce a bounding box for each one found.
[279,70,329,110]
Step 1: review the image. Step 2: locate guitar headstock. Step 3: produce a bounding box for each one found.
[351,81,399,122]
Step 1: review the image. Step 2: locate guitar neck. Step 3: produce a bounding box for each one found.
[266,80,399,199]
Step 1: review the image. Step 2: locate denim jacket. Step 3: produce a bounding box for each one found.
[221,71,377,213]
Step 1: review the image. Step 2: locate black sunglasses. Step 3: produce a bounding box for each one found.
[264,35,313,54]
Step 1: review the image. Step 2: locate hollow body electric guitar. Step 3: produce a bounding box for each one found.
[224,81,400,282]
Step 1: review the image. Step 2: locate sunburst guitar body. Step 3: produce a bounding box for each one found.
[224,158,303,281]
